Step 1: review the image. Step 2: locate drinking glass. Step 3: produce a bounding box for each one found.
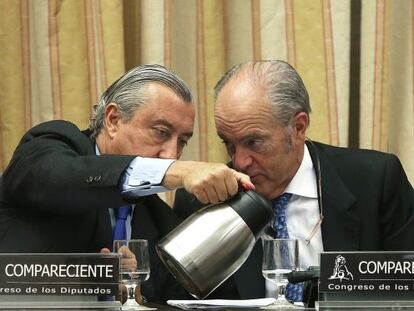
[113,239,154,310]
[262,238,299,308]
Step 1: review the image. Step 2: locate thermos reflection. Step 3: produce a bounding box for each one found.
[156,190,272,299]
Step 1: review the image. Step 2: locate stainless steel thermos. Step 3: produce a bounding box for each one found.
[156,190,272,299]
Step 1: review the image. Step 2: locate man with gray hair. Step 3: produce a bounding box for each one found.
[174,60,414,303]
[0,64,253,256]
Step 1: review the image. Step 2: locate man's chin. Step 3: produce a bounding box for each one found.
[249,176,270,197]
[250,183,268,199]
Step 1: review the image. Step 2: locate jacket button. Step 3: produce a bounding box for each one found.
[93,175,102,182]
[86,176,94,183]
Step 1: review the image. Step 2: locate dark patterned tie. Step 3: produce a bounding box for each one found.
[113,206,131,242]
[272,193,304,302]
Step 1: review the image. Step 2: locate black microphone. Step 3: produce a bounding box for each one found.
[286,266,320,283]
[286,266,320,308]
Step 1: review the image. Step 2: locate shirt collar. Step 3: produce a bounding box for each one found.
[284,144,318,199]
[95,144,101,156]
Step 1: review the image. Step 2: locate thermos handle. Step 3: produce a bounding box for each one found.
[227,190,272,238]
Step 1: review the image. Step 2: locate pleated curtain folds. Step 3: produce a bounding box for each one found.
[0,0,412,207]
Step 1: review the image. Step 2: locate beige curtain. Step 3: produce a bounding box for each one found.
[1,0,413,202]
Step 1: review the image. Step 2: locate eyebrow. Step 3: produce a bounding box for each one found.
[217,131,266,142]
[153,119,193,138]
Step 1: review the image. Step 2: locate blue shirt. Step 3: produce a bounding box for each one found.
[95,146,175,239]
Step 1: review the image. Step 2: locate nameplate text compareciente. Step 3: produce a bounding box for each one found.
[0,254,119,296]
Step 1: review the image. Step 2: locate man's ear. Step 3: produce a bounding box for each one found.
[104,103,121,138]
[292,112,309,140]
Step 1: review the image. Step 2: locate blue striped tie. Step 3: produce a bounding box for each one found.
[272,193,304,302]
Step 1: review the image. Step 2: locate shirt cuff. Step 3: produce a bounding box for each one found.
[120,157,175,197]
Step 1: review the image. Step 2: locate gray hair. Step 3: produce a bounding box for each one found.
[214,60,311,127]
[89,64,193,138]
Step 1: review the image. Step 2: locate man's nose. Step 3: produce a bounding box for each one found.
[159,140,179,160]
[232,147,253,171]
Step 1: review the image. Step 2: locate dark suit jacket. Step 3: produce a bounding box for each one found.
[0,120,192,302]
[0,120,136,252]
[173,140,414,299]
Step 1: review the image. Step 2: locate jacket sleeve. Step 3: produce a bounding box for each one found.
[2,121,135,215]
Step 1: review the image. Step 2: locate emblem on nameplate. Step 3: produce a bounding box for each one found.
[328,255,354,282]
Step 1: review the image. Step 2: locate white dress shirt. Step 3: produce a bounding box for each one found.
[266,144,324,297]
[284,144,324,270]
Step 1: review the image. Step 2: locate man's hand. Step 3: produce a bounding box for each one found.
[117,245,137,272]
[100,247,137,271]
[100,248,111,254]
[163,161,255,204]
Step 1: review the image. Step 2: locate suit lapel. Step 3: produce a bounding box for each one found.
[130,195,181,241]
[99,208,113,249]
[131,197,159,241]
[306,141,360,251]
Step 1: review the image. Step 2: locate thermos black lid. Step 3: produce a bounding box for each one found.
[227,190,272,238]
